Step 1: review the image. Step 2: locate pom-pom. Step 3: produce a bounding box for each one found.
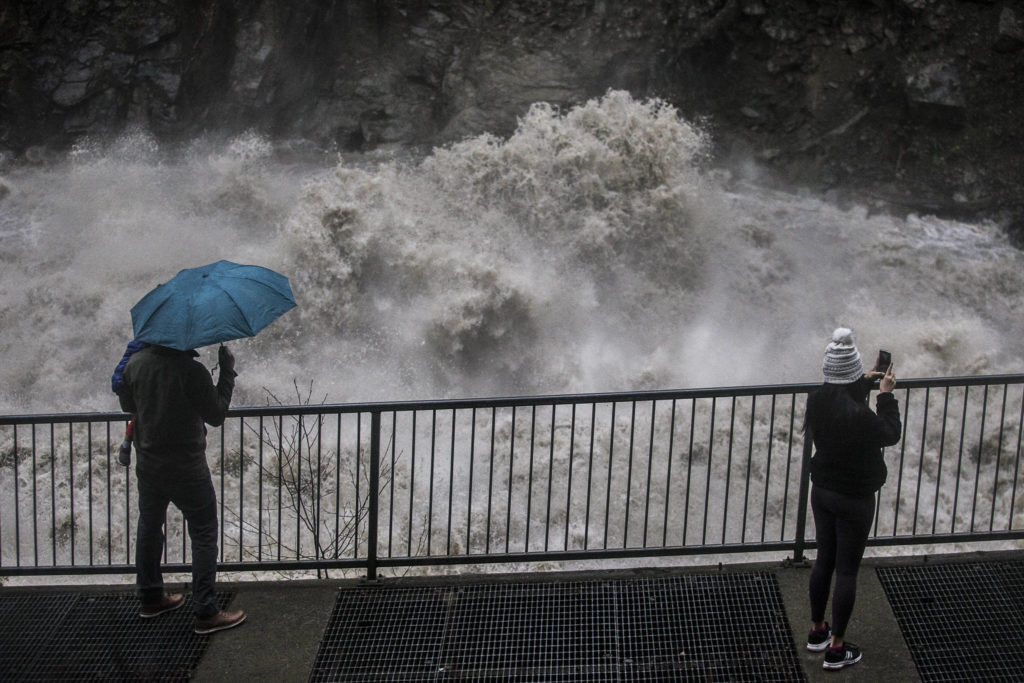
[831,327,854,345]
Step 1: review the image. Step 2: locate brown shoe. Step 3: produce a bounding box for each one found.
[194,609,246,635]
[139,593,185,618]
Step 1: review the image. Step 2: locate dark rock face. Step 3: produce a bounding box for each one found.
[1,0,1021,236]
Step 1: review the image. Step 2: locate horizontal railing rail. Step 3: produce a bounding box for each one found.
[1,374,1022,580]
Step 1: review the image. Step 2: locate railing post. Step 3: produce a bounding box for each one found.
[792,430,814,565]
[366,410,381,582]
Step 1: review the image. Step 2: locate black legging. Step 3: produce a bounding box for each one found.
[809,485,876,639]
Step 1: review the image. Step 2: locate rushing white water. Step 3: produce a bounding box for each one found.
[1,90,1022,415]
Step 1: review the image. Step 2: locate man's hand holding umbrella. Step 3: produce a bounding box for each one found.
[218,344,236,374]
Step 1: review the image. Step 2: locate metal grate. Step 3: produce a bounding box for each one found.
[878,561,1024,682]
[310,572,804,682]
[0,591,233,681]
[312,585,450,681]
[619,573,800,681]
[439,581,619,680]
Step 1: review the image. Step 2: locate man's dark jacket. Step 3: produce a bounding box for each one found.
[117,345,235,479]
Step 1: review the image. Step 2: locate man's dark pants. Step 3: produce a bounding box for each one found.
[136,460,219,618]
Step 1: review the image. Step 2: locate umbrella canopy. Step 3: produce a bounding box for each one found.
[131,260,296,350]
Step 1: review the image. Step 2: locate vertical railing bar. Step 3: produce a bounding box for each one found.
[951,387,970,534]
[662,399,677,548]
[30,423,39,566]
[258,415,264,563]
[485,408,494,555]
[171,483,179,564]
[912,388,931,536]
[969,386,989,532]
[988,385,1008,532]
[389,412,397,558]
[0,428,3,563]
[584,403,597,550]
[11,424,18,567]
[642,401,655,548]
[366,410,381,581]
[106,422,112,564]
[50,424,56,565]
[174,506,180,567]
[544,405,555,552]
[315,414,323,562]
[467,408,477,556]
[741,396,756,544]
[88,423,95,565]
[351,413,363,563]
[409,411,418,558]
[69,423,75,566]
[505,406,517,555]
[20,423,28,569]
[239,417,246,563]
[604,402,616,550]
[0,428,3,565]
[357,414,366,560]
[334,414,342,559]
[427,411,436,556]
[219,425,225,562]
[623,401,637,549]
[125,427,131,566]
[276,415,283,562]
[702,398,716,547]
[781,394,797,540]
[446,409,456,556]
[931,387,950,535]
[172,483,180,565]
[564,403,577,551]
[525,406,536,552]
[761,395,777,543]
[872,478,882,538]
[722,397,736,546]
[682,399,696,546]
[891,387,911,536]
[295,416,302,561]
[1009,385,1024,531]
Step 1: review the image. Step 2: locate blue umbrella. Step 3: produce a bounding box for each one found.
[131,260,296,350]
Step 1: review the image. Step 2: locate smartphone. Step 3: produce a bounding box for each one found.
[877,349,892,371]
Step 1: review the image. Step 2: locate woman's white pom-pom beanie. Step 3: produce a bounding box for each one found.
[822,327,863,384]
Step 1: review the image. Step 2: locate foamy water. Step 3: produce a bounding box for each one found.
[1,91,1021,414]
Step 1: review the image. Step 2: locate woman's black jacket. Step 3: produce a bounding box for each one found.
[806,378,902,497]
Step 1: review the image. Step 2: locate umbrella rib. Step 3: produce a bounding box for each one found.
[132,290,181,346]
[212,282,259,338]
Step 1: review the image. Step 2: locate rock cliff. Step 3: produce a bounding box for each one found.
[1,0,1021,237]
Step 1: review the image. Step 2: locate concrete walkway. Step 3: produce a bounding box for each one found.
[190,556,929,682]
[9,549,1022,680]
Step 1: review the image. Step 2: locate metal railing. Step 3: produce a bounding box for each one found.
[1,375,1022,580]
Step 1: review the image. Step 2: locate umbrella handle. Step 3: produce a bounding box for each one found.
[210,344,222,376]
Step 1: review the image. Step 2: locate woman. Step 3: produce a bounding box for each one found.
[804,327,900,671]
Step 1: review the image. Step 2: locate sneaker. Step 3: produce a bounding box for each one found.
[823,642,862,670]
[140,593,185,618]
[807,622,831,651]
[194,609,246,635]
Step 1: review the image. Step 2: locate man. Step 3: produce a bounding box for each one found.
[117,343,246,634]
